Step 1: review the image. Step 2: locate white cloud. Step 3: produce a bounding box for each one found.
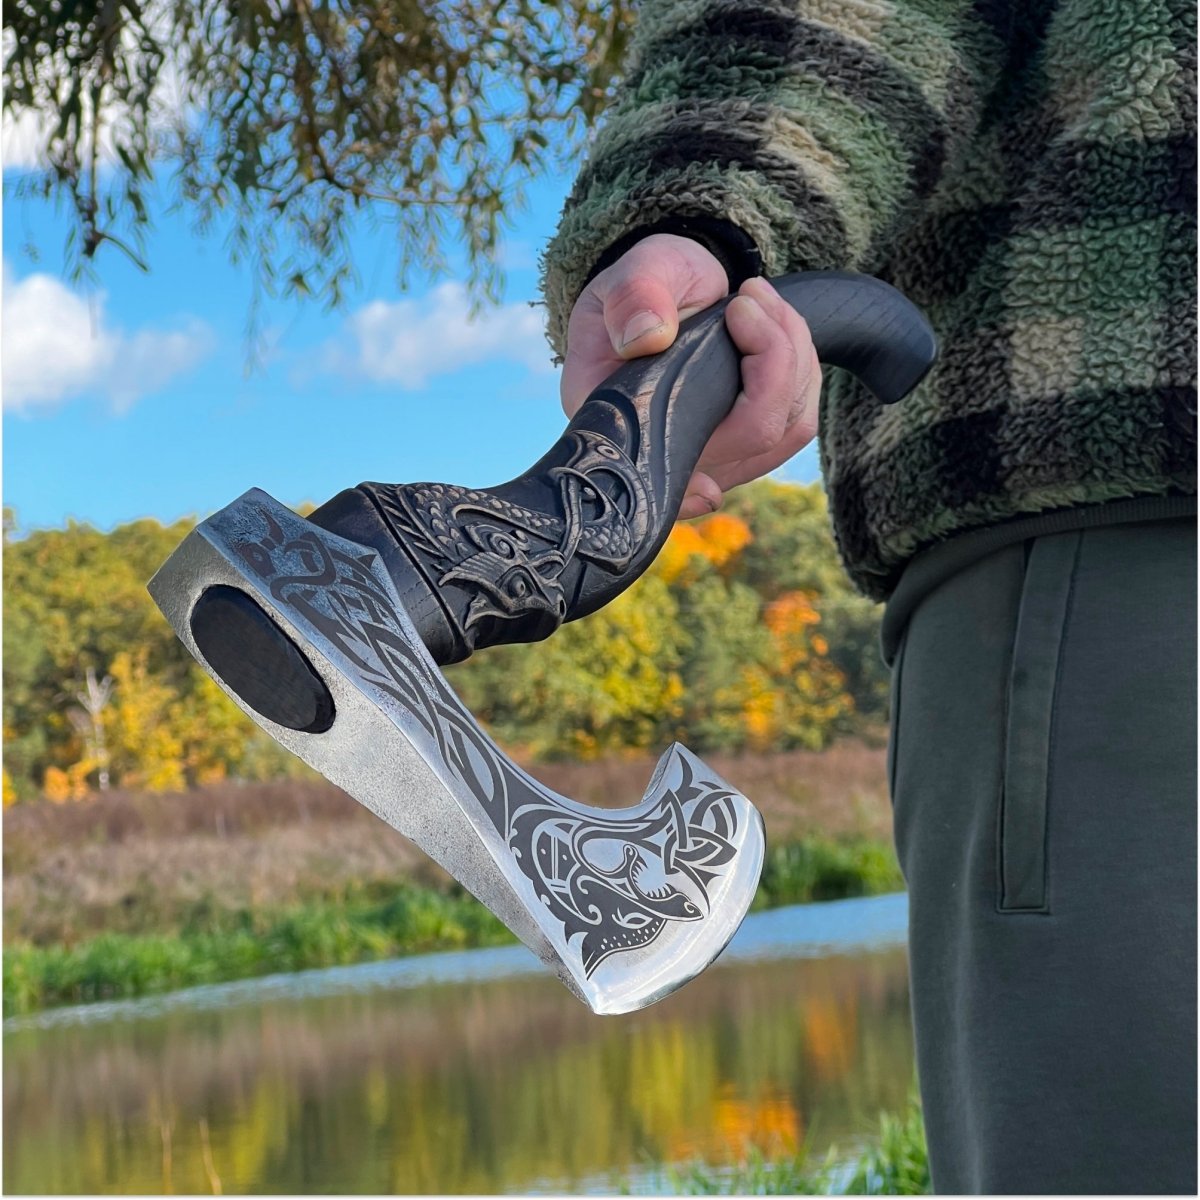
[323,281,554,389]
[1,266,213,414]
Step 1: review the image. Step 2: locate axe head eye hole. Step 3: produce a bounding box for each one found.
[190,585,335,735]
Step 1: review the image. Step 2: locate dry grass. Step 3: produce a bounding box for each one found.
[4,741,890,947]
[532,738,892,843]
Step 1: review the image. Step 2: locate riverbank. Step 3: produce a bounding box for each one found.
[3,836,901,1016]
[4,741,897,1016]
[7,894,916,1194]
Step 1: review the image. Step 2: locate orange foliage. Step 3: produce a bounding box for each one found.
[42,762,94,803]
[699,512,753,567]
[666,1085,803,1164]
[801,992,859,1082]
[655,524,706,584]
[655,513,753,584]
[712,1088,802,1157]
[765,591,821,639]
[741,590,854,750]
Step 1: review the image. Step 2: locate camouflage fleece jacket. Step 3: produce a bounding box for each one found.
[539,0,1197,600]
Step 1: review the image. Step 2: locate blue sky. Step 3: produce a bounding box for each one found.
[3,154,819,534]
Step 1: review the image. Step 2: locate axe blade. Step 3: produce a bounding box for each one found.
[149,489,765,1014]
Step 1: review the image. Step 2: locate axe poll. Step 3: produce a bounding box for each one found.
[149,270,936,1014]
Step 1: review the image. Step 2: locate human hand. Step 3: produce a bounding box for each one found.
[560,233,822,520]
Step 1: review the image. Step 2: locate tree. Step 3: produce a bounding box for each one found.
[4,1,633,313]
[450,570,685,759]
[68,667,114,790]
[723,480,852,599]
[2,484,883,800]
[726,481,890,733]
[758,590,854,750]
[1,514,255,796]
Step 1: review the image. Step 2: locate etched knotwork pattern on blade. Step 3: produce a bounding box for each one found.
[231,502,743,976]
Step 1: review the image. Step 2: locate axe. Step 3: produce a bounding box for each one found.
[149,270,936,1014]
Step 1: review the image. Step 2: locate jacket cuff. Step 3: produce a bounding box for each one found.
[582,215,765,294]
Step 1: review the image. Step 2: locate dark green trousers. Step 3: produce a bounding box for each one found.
[884,513,1196,1194]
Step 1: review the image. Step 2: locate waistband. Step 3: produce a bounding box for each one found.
[879,493,1197,666]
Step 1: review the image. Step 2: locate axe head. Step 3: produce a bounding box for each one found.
[148,272,937,1012]
[150,489,765,1014]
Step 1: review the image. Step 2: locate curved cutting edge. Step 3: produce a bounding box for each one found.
[149,489,766,1014]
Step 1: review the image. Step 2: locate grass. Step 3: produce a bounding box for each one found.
[840,1099,932,1195]
[3,740,891,863]
[755,837,903,909]
[3,881,511,1016]
[3,743,901,1017]
[661,1092,930,1195]
[2,835,902,1018]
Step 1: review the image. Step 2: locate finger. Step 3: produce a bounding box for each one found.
[678,471,723,521]
[602,273,682,360]
[705,345,822,491]
[560,235,726,417]
[733,279,817,441]
[741,277,821,444]
[561,290,624,417]
[598,236,726,358]
[698,292,812,468]
[560,280,678,418]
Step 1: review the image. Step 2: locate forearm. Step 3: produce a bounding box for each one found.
[540,0,999,356]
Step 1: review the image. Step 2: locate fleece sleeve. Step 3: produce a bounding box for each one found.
[539,0,1006,357]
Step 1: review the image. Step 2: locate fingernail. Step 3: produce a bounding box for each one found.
[739,296,768,321]
[734,295,767,325]
[685,491,719,514]
[620,310,665,349]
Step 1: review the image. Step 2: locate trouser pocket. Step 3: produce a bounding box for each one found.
[886,625,908,805]
[997,530,1083,913]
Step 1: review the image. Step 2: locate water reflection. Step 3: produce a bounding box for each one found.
[5,903,914,1194]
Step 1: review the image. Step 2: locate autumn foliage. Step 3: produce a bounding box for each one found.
[2,481,890,802]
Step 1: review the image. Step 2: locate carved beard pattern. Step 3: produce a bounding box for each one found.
[233,504,741,977]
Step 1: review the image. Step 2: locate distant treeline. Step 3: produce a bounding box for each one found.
[2,481,888,805]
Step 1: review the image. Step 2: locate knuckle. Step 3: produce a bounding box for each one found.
[778,335,800,378]
[605,275,670,325]
[793,392,822,445]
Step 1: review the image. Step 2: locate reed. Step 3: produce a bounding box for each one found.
[755,837,903,909]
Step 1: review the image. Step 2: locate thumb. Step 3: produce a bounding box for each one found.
[601,274,683,360]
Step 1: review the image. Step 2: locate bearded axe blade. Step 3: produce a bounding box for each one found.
[149,270,936,1012]
[149,489,766,1014]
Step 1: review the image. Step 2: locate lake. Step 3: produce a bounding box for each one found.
[4,893,914,1194]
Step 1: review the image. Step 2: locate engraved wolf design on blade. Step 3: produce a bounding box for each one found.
[232,502,744,979]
